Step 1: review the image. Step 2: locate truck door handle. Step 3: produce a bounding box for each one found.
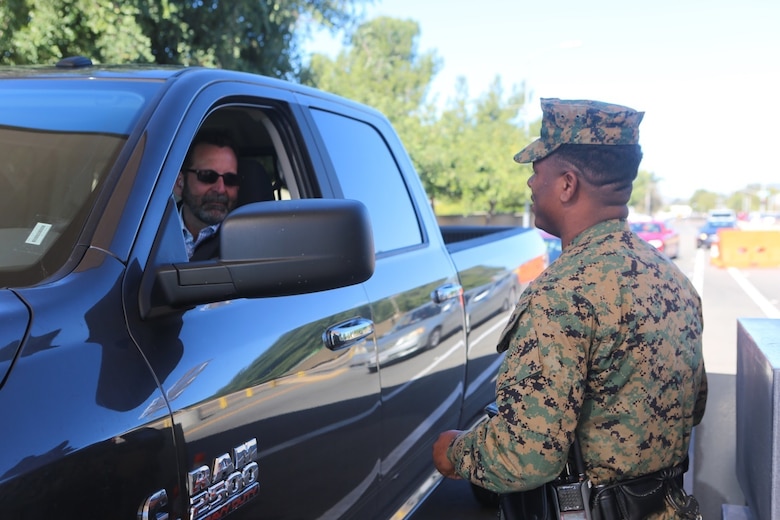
[431,283,463,304]
[323,317,374,351]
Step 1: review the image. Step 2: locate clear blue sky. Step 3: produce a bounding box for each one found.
[305,0,780,202]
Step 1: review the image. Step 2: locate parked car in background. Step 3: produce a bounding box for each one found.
[697,220,737,248]
[366,299,461,371]
[707,209,737,223]
[630,220,681,258]
[697,209,738,248]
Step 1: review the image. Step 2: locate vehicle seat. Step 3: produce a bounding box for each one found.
[237,157,275,206]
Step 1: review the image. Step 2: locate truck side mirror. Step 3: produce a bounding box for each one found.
[144,199,374,317]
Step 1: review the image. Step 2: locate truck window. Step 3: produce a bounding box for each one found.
[0,80,162,287]
[308,109,422,254]
[171,105,306,261]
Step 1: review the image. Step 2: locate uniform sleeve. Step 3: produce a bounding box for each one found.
[447,285,594,493]
[693,364,707,426]
[692,296,707,426]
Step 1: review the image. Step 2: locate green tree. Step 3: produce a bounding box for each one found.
[307,17,533,215]
[1,0,369,79]
[689,189,722,213]
[437,77,532,218]
[629,170,663,215]
[413,80,473,210]
[135,0,368,78]
[308,16,445,201]
[725,184,777,214]
[1,0,153,64]
[308,17,439,129]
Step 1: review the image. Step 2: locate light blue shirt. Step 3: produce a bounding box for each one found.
[179,207,219,259]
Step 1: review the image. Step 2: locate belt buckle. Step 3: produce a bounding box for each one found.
[665,485,702,520]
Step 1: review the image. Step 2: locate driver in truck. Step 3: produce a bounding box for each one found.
[174,128,241,260]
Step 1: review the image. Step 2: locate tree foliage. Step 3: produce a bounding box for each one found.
[135,0,367,78]
[308,17,437,119]
[689,189,723,213]
[0,0,369,79]
[307,17,533,216]
[1,0,153,64]
[433,77,533,217]
[629,170,664,215]
[681,185,778,215]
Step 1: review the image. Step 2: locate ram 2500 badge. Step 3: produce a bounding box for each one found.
[0,59,547,520]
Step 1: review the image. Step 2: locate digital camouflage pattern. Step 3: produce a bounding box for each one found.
[514,98,645,164]
[447,219,707,519]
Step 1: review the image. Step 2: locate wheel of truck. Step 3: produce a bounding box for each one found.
[470,482,500,509]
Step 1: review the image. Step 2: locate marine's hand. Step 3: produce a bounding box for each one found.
[433,430,463,479]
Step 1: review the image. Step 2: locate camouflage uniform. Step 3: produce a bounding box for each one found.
[447,219,707,518]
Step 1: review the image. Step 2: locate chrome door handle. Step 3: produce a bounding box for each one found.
[323,317,374,351]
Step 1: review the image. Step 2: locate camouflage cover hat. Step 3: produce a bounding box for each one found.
[514,98,644,163]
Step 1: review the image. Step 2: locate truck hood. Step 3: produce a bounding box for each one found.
[0,291,31,388]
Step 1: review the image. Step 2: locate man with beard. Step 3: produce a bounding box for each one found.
[175,128,241,260]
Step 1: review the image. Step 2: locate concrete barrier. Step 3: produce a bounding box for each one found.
[711,230,780,268]
[735,319,780,520]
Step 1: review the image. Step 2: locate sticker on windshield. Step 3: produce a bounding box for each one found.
[26,222,52,245]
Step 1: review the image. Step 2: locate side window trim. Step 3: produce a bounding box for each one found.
[306,106,423,254]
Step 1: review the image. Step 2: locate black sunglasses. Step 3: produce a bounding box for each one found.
[187,168,241,187]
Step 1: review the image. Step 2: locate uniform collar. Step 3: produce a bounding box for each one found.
[568,219,629,249]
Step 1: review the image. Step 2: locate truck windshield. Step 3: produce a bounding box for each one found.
[0,79,162,287]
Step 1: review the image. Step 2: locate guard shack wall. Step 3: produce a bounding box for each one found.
[733,318,780,519]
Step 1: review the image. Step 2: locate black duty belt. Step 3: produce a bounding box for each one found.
[590,458,701,520]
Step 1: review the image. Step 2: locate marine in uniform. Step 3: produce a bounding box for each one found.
[433,98,707,519]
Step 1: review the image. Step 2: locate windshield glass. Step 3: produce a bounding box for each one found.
[0,79,162,287]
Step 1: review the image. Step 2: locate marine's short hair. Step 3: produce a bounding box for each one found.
[551,143,642,207]
[554,143,643,188]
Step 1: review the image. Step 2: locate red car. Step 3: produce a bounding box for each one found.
[630,220,680,259]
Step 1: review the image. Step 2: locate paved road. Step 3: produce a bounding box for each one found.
[411,219,780,519]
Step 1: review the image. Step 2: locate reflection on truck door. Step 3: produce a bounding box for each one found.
[307,106,468,516]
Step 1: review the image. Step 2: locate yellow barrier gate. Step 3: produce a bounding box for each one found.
[711,229,780,268]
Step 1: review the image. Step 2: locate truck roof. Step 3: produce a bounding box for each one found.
[0,57,384,118]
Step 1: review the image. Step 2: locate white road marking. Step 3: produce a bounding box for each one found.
[727,267,780,319]
[692,247,706,298]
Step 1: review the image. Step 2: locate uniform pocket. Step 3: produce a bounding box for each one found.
[496,296,544,390]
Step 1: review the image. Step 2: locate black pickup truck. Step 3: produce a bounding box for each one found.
[0,60,547,520]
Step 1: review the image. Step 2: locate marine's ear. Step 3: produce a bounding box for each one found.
[559,169,579,203]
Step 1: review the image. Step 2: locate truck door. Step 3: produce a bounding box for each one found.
[301,102,468,517]
[123,83,381,520]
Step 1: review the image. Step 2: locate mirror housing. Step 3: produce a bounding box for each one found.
[149,199,374,312]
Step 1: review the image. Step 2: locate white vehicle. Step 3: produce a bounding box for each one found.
[707,209,737,223]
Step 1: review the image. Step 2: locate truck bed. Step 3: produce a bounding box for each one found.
[441,224,548,424]
[443,225,548,286]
